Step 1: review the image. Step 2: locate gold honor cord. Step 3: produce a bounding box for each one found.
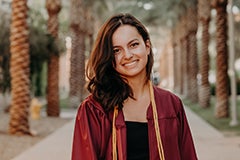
[112,81,165,160]
[149,81,165,160]
[112,106,118,160]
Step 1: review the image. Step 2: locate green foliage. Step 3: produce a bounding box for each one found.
[184,97,240,136]
[0,8,65,96]
[0,11,10,93]
[29,9,64,96]
[210,79,240,95]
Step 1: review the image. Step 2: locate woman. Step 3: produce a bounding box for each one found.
[72,13,198,160]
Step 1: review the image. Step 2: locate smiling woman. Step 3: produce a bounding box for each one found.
[112,25,150,80]
[71,13,198,160]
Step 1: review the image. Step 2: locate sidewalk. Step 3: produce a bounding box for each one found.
[186,107,240,160]
[11,110,76,160]
[12,107,240,160]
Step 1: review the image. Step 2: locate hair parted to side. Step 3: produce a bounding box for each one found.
[86,13,154,112]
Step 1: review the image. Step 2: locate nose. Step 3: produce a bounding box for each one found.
[123,49,133,59]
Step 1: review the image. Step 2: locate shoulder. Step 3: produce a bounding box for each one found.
[153,86,181,103]
[76,94,107,120]
[153,86,183,113]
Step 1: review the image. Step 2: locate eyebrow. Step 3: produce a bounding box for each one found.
[113,38,139,48]
[128,38,139,45]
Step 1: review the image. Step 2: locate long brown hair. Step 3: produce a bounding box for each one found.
[86,13,154,111]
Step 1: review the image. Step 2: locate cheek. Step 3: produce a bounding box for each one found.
[136,46,149,56]
[113,56,120,70]
[114,55,121,65]
[138,49,149,59]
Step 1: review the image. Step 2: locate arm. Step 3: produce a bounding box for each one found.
[71,100,111,160]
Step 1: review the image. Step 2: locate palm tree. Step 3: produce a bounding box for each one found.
[198,0,211,108]
[9,0,31,135]
[84,6,94,52]
[180,14,189,97]
[172,27,179,92]
[173,22,182,94]
[45,0,61,116]
[175,22,182,94]
[211,0,229,118]
[69,0,86,108]
[187,5,199,102]
[69,0,96,107]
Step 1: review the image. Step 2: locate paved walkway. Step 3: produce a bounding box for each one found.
[12,107,240,160]
[186,107,240,160]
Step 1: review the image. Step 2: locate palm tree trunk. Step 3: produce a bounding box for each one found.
[172,28,178,92]
[69,28,86,107]
[198,19,211,108]
[198,0,211,108]
[9,0,31,135]
[174,23,182,94]
[69,27,81,107]
[78,31,86,102]
[85,6,94,52]
[212,0,229,118]
[69,0,88,107]
[187,6,199,102]
[46,0,61,116]
[180,15,189,97]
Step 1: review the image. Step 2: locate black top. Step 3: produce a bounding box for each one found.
[126,121,149,160]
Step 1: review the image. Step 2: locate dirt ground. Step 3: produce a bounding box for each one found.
[0,109,74,160]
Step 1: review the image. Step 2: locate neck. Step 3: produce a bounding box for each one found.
[128,78,149,100]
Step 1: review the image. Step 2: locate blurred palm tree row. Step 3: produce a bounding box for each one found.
[172,0,239,119]
[0,0,240,135]
[6,0,63,135]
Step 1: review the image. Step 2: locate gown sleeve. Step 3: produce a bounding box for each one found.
[177,99,198,160]
[71,99,111,160]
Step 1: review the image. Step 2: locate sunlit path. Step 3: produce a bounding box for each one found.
[186,107,240,160]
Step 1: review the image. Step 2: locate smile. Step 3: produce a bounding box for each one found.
[123,60,138,66]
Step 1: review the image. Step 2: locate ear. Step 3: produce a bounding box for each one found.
[145,39,151,55]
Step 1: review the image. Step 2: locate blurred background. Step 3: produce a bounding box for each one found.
[0,0,240,159]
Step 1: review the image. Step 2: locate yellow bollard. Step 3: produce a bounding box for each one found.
[30,98,42,120]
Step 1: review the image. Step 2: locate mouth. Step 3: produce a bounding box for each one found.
[123,60,138,66]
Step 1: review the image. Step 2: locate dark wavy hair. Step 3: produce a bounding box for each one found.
[86,13,154,111]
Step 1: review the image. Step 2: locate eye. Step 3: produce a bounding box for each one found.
[113,48,121,54]
[130,42,139,48]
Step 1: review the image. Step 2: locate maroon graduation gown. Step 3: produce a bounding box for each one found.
[72,86,198,160]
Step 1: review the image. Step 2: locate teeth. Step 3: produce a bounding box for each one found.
[124,61,136,66]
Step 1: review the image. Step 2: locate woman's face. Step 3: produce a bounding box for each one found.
[112,25,150,79]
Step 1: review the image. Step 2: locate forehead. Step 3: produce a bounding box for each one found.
[112,25,141,45]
